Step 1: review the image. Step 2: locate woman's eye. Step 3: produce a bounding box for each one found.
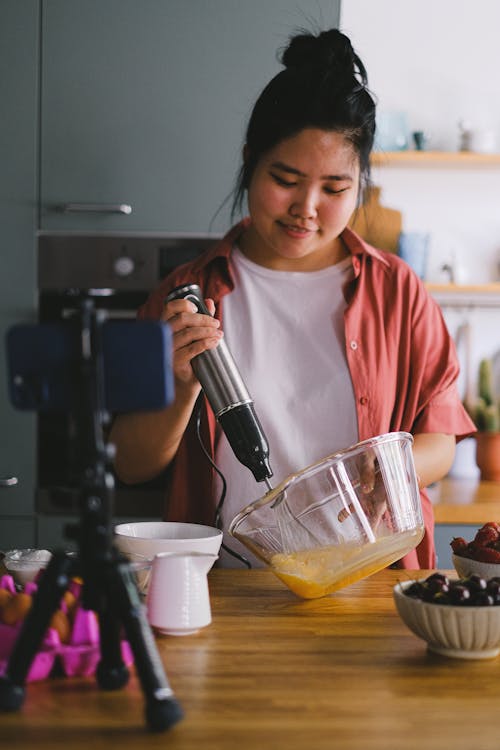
[271,173,296,188]
[324,185,349,195]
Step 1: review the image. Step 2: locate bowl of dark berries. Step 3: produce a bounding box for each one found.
[451,521,500,579]
[393,572,500,659]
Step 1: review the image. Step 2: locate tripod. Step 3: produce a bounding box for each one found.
[0,299,183,732]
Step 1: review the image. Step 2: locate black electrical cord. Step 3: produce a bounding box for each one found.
[194,399,251,569]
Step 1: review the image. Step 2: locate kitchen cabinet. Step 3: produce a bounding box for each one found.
[40,0,341,234]
[0,2,38,548]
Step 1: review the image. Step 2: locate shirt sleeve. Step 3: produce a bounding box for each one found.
[412,381,476,439]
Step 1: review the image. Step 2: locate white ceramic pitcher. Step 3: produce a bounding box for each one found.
[146,551,217,635]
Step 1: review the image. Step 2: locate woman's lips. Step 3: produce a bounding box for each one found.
[278,221,317,238]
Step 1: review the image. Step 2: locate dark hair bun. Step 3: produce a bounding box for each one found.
[282,29,366,84]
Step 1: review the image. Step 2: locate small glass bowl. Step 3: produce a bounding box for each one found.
[3,549,52,586]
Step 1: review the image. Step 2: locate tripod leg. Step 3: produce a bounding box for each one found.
[95,601,130,691]
[104,556,183,732]
[0,550,74,711]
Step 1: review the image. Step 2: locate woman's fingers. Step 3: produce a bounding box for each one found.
[337,453,387,530]
[359,453,376,494]
[162,296,222,384]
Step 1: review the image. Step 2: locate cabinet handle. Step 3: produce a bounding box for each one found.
[0,477,18,488]
[61,203,132,215]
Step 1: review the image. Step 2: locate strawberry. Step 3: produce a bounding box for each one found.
[474,524,500,548]
[473,546,500,563]
[450,537,468,554]
[481,521,500,533]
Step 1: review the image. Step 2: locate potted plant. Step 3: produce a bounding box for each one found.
[468,358,500,481]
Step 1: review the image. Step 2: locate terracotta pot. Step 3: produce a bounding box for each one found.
[475,432,500,481]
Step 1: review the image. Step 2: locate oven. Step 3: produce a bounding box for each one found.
[36,232,218,518]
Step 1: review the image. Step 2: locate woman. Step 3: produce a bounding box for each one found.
[109,28,475,568]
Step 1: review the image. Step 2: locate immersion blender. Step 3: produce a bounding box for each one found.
[165,283,273,489]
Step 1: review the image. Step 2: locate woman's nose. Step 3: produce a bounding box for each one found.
[289,188,318,220]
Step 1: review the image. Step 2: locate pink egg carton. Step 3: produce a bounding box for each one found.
[0,574,133,682]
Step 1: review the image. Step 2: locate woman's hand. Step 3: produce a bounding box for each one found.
[162,297,223,389]
[337,451,388,529]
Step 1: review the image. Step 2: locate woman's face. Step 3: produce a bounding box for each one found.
[241,128,360,271]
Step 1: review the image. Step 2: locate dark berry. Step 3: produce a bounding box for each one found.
[466,575,488,593]
[405,582,424,598]
[449,584,471,605]
[425,572,450,587]
[471,592,495,606]
[486,579,500,603]
[432,591,451,605]
[419,583,437,602]
[487,579,500,595]
[403,574,500,606]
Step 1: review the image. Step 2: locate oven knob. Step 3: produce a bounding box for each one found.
[113,256,135,277]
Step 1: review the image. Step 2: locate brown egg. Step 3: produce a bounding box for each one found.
[50,609,71,643]
[1,592,32,626]
[0,588,13,610]
[62,590,78,615]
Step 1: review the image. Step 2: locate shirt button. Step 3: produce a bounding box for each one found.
[359,396,368,405]
[350,340,358,350]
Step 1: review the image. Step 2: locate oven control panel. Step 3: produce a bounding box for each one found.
[38,233,219,292]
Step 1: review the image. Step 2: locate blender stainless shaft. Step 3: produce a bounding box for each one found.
[165,283,273,484]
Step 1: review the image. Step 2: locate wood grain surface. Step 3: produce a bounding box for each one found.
[1,568,499,750]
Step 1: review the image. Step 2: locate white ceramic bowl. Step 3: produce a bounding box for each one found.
[452,553,500,580]
[393,579,500,659]
[113,522,223,593]
[3,549,52,586]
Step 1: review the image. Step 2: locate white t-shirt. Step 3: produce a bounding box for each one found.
[215,247,358,566]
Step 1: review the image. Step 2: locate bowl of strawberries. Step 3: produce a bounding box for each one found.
[451,521,500,579]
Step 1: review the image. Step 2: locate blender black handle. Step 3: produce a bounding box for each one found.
[165,283,212,316]
[164,284,252,416]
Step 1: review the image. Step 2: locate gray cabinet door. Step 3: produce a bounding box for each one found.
[0,1,38,538]
[40,0,340,234]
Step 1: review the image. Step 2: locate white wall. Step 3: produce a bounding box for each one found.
[340,0,500,415]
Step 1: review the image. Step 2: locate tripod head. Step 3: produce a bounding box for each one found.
[7,296,175,599]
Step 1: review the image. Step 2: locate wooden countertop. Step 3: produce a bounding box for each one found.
[429,477,500,524]
[2,568,500,750]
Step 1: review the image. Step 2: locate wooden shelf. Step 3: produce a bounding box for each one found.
[426,283,500,293]
[426,283,500,308]
[371,150,500,167]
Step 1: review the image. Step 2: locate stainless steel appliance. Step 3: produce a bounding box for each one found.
[36,232,218,517]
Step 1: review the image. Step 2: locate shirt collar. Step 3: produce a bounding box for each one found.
[340,226,392,278]
[191,218,390,281]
